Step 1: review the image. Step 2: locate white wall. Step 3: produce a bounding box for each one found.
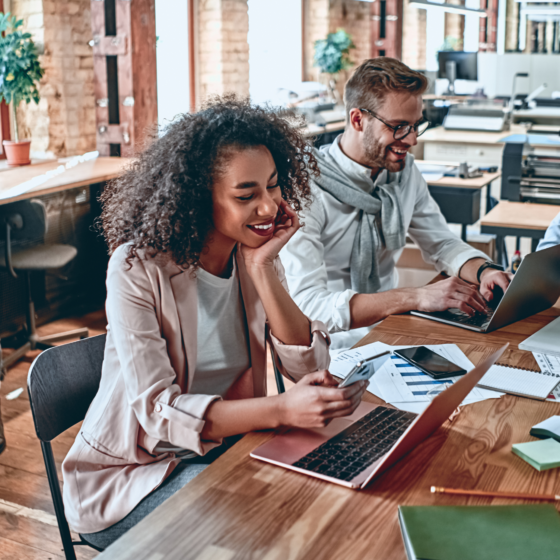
[425,1,446,72]
[248,0,302,105]
[155,0,190,126]
[478,53,560,98]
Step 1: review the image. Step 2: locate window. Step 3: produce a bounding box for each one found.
[248,0,302,105]
[155,0,193,126]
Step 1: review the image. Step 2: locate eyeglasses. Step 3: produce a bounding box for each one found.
[359,108,430,141]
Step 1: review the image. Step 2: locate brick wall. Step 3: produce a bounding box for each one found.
[402,3,426,70]
[198,0,249,103]
[329,0,371,97]
[444,1,465,51]
[10,0,96,157]
[303,0,329,82]
[304,0,371,99]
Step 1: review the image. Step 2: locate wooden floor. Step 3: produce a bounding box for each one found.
[0,309,284,559]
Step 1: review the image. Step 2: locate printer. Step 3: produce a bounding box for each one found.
[502,142,560,205]
[443,104,511,132]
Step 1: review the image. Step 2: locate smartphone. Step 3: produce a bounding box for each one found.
[338,351,391,388]
[393,346,466,379]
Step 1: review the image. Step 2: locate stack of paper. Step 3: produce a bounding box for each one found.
[512,439,560,471]
[533,352,560,402]
[330,341,503,414]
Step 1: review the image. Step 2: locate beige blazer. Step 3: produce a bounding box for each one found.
[62,244,330,534]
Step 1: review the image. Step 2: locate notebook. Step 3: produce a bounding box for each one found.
[512,438,560,471]
[519,316,560,358]
[398,504,560,560]
[477,364,560,400]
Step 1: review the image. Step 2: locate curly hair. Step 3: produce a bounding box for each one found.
[100,95,318,269]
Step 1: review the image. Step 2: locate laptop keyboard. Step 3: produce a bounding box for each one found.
[292,407,417,481]
[446,308,494,328]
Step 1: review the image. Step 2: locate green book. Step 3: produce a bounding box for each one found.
[512,438,560,471]
[398,505,560,560]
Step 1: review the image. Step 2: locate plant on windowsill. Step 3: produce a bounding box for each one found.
[0,12,44,166]
[313,29,355,104]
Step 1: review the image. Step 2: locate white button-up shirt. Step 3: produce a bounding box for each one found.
[537,211,560,251]
[280,135,488,351]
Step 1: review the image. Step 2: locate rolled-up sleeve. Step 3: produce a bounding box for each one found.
[106,246,221,456]
[407,165,489,276]
[280,195,357,333]
[269,259,331,383]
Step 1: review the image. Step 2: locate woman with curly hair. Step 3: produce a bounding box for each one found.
[61,97,367,548]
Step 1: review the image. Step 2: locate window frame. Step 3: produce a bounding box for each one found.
[0,0,10,158]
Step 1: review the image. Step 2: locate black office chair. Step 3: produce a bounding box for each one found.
[0,199,88,370]
[27,334,106,560]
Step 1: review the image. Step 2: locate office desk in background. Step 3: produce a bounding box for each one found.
[420,161,501,241]
[0,157,130,336]
[420,125,560,168]
[481,201,560,265]
[0,157,131,205]
[97,304,560,560]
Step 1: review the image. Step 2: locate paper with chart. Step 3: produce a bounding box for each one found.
[533,352,560,402]
[331,341,503,414]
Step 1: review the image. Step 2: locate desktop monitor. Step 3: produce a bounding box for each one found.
[437,51,478,82]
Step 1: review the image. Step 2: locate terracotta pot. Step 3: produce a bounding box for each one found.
[2,140,32,166]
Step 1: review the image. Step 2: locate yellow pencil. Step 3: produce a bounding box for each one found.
[430,486,560,501]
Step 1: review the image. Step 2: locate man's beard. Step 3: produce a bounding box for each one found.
[363,125,407,173]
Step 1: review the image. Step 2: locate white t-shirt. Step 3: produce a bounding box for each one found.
[153,259,250,457]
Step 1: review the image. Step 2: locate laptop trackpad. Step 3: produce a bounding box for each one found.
[252,418,353,465]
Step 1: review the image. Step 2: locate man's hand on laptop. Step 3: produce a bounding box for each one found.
[278,370,367,429]
[414,277,488,316]
[478,268,513,302]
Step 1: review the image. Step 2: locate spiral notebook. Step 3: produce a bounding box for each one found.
[477,365,560,400]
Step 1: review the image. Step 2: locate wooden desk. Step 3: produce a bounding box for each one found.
[481,201,560,263]
[98,307,560,560]
[419,160,501,240]
[0,157,131,205]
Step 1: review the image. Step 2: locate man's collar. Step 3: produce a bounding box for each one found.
[327,135,388,189]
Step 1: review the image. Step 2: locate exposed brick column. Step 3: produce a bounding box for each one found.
[198,0,249,103]
[10,0,96,156]
[303,0,329,82]
[402,2,427,70]
[444,0,465,50]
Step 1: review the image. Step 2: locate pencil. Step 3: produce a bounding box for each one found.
[430,486,560,501]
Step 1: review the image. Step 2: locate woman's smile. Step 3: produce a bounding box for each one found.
[247,218,275,237]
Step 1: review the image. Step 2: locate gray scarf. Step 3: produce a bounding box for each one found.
[312,145,409,293]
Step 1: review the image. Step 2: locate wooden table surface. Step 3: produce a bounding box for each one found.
[98,304,560,560]
[0,157,131,205]
[417,159,501,190]
[481,201,560,231]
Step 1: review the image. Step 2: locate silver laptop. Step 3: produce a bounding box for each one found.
[411,244,560,332]
[251,345,507,489]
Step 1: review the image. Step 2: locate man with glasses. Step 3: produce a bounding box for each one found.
[281,58,511,352]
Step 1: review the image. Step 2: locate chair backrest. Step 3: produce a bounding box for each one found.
[0,199,47,244]
[27,334,106,442]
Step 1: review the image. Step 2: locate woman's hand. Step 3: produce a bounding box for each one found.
[277,370,368,429]
[241,200,300,272]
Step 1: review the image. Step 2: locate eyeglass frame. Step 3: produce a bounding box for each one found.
[358,108,430,141]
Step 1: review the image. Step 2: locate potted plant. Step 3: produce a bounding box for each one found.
[313,29,355,103]
[0,12,44,166]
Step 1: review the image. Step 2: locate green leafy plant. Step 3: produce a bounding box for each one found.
[314,29,355,75]
[0,13,44,142]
